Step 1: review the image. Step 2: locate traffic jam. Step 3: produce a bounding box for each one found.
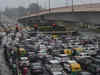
[2,24,100,75]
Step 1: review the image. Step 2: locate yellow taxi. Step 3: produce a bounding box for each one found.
[74,48,83,52]
[64,49,72,55]
[71,63,81,72]
[67,60,81,72]
[52,34,58,39]
[19,48,27,56]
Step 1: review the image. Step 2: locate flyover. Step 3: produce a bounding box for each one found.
[18,3,100,25]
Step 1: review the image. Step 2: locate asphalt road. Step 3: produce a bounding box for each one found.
[0,30,99,75]
[0,35,12,75]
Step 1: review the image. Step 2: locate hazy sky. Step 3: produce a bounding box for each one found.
[0,0,100,10]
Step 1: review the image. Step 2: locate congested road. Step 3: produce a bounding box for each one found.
[0,47,12,75]
[1,26,100,75]
[0,33,12,75]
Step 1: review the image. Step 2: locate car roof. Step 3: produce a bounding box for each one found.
[59,54,68,57]
[67,60,77,64]
[53,72,62,74]
[49,60,60,64]
[20,57,28,60]
[80,72,91,75]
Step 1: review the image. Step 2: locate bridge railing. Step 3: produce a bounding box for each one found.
[19,3,100,20]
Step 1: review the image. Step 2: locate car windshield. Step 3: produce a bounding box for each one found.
[20,57,28,60]
[32,63,41,68]
[32,63,41,66]
[51,64,63,72]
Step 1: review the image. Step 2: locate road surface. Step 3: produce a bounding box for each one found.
[0,35,12,75]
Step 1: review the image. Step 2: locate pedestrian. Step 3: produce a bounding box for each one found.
[48,48,52,55]
[12,64,17,75]
[16,24,19,32]
[22,67,28,75]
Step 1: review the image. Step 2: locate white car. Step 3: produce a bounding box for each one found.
[19,57,30,66]
[55,54,70,63]
[40,45,46,49]
[53,72,64,75]
[88,50,97,56]
[63,60,79,72]
[80,53,89,56]
[46,60,64,75]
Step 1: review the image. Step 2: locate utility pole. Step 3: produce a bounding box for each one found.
[0,13,1,24]
[49,0,51,14]
[72,0,74,12]
[37,0,40,24]
[65,0,74,12]
[0,14,1,25]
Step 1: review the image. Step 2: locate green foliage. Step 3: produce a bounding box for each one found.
[39,26,52,31]
[3,3,42,18]
[39,26,66,31]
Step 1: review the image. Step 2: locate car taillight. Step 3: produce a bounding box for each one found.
[97,69,100,72]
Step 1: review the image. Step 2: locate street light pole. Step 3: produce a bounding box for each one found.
[72,0,74,12]
[49,0,51,14]
[37,0,40,23]
[0,12,1,25]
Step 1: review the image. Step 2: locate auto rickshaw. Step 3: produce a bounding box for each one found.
[18,48,27,56]
[64,48,80,56]
[64,49,72,55]
[71,63,81,72]
[68,61,81,75]
[52,34,58,39]
[64,60,81,75]
[74,48,83,52]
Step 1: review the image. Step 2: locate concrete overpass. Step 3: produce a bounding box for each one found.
[18,3,100,25]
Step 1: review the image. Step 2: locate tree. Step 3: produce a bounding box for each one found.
[27,3,41,14]
[3,3,42,18]
[17,6,26,16]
